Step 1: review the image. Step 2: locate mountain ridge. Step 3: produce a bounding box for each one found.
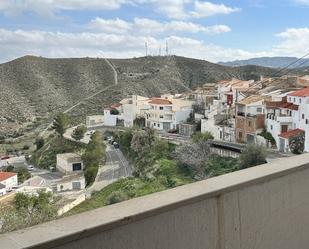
[0,55,279,138]
[219,56,309,68]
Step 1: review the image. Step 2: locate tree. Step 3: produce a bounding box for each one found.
[110,109,119,115]
[238,144,267,169]
[289,133,305,154]
[130,128,155,155]
[15,191,54,216]
[174,141,211,179]
[82,131,106,186]
[192,131,214,143]
[133,117,146,127]
[52,113,70,137]
[34,137,45,150]
[72,125,87,141]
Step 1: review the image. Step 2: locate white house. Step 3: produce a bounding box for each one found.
[286,88,309,152]
[54,173,86,192]
[56,153,84,174]
[0,183,6,196]
[145,97,193,131]
[103,108,123,126]
[120,95,151,127]
[0,172,18,192]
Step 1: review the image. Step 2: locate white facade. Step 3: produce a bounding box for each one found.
[0,173,18,191]
[145,98,193,131]
[56,153,84,174]
[103,109,123,126]
[287,93,309,152]
[121,95,151,127]
[0,184,6,196]
[55,174,85,192]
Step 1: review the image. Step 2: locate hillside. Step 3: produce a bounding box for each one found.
[0,55,277,139]
[219,57,309,69]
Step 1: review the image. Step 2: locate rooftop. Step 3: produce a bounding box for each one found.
[57,153,82,161]
[0,172,17,182]
[279,128,304,139]
[288,87,309,97]
[148,98,172,105]
[238,95,270,105]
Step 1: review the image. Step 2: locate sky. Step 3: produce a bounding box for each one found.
[0,0,308,63]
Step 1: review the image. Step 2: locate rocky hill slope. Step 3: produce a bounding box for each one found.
[0,55,276,138]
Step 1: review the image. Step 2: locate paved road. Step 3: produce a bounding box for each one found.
[87,144,132,195]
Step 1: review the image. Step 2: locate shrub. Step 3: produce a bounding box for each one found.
[192,131,214,143]
[238,144,267,169]
[106,191,128,205]
[34,137,45,150]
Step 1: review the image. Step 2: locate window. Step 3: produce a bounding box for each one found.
[154,123,156,126]
[158,123,160,127]
[299,98,302,104]
[257,107,262,113]
[306,119,309,124]
[289,97,291,102]
[159,106,164,110]
[302,114,305,119]
[248,121,252,127]
[294,98,296,102]
[160,115,163,119]
[271,125,273,130]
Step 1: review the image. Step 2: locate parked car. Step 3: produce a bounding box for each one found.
[27,165,34,171]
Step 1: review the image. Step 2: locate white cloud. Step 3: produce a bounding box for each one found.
[0,27,308,64]
[88,17,231,35]
[294,0,309,5]
[274,28,309,56]
[0,28,266,63]
[0,0,130,16]
[191,1,241,18]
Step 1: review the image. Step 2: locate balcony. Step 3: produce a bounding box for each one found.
[2,154,309,249]
[276,115,293,123]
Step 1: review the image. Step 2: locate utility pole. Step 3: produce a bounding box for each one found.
[145,42,148,57]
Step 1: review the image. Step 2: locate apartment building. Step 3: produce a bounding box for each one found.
[145,97,193,131]
[235,95,270,143]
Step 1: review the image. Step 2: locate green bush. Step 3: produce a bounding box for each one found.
[106,191,128,205]
[84,166,98,186]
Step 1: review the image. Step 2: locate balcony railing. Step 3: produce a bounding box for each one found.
[2,154,309,249]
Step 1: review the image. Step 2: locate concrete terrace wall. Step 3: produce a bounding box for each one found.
[2,154,309,249]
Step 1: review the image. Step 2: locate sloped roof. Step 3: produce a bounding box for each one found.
[110,103,122,109]
[279,129,304,139]
[149,98,172,105]
[288,88,309,97]
[238,95,270,105]
[278,102,299,110]
[0,172,17,182]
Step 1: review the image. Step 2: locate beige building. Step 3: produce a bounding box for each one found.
[56,153,84,174]
[145,96,193,131]
[54,173,85,192]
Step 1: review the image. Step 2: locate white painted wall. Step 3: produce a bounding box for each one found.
[0,175,18,190]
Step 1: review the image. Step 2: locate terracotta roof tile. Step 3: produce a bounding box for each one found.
[0,172,17,182]
[111,103,122,109]
[279,129,304,139]
[149,99,172,105]
[288,88,309,97]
